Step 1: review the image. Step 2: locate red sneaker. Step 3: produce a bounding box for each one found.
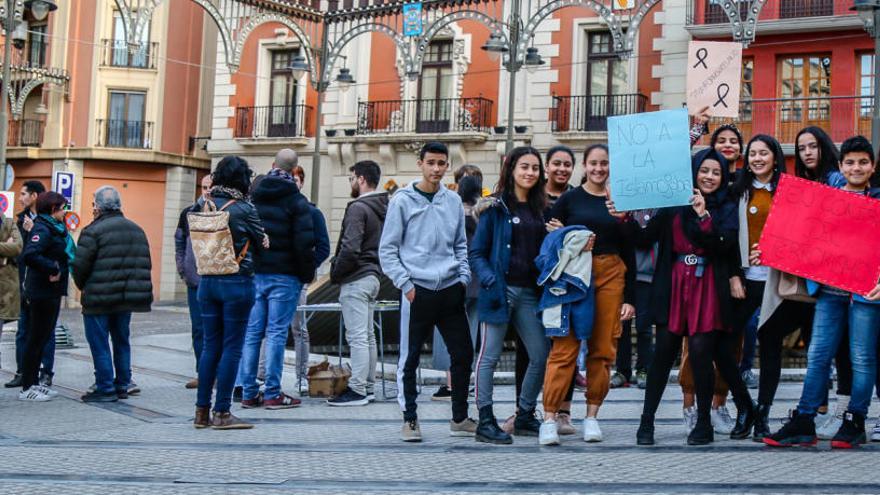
[264,392,301,410]
[241,392,264,409]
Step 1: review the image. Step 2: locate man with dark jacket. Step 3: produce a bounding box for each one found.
[72,186,153,402]
[175,174,212,389]
[238,148,316,409]
[327,160,388,406]
[4,180,51,389]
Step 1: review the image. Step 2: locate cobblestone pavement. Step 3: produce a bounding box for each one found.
[1,308,879,494]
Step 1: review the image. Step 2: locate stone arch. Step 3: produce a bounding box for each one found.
[231,13,318,83]
[324,22,411,88]
[519,0,623,60]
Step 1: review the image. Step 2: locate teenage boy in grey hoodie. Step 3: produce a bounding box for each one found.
[379,141,476,442]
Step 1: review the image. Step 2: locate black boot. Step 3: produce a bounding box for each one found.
[4,373,22,388]
[636,414,655,445]
[513,407,541,437]
[687,416,714,445]
[831,411,867,449]
[730,400,756,440]
[763,409,816,447]
[475,405,512,445]
[752,403,771,442]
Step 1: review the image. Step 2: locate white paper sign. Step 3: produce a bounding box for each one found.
[686,41,743,118]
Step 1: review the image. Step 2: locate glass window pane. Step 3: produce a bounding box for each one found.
[590,60,609,95]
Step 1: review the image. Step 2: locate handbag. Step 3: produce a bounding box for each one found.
[778,272,815,303]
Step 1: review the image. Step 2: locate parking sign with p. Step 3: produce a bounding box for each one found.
[53,171,75,210]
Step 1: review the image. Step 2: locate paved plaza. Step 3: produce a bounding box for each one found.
[1,306,879,494]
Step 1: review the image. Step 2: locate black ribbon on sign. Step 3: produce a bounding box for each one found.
[714,83,730,108]
[692,47,709,69]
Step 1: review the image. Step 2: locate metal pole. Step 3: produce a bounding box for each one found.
[873,8,880,157]
[310,20,331,202]
[505,0,521,154]
[0,0,14,191]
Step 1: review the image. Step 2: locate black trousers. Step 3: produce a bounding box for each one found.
[643,326,752,422]
[399,284,473,422]
[21,297,61,391]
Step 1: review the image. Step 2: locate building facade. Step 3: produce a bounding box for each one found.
[6,0,216,301]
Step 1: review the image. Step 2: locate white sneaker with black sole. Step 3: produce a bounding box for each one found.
[327,387,369,407]
[19,388,51,402]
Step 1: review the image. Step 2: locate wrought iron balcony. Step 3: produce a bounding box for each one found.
[706,96,872,145]
[233,104,312,139]
[96,119,153,149]
[99,39,158,69]
[689,0,851,25]
[551,94,648,133]
[7,119,44,147]
[356,97,493,135]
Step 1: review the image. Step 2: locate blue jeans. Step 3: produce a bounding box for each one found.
[187,286,204,372]
[739,308,760,374]
[83,312,132,394]
[196,275,256,413]
[797,292,880,417]
[15,299,54,375]
[239,274,301,401]
[475,286,549,411]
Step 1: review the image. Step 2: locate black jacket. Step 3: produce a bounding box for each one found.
[71,211,153,315]
[636,205,740,327]
[15,210,36,283]
[207,191,265,277]
[21,216,69,300]
[330,192,388,285]
[250,176,316,283]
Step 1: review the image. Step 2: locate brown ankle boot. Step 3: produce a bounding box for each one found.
[211,411,253,430]
[194,406,210,429]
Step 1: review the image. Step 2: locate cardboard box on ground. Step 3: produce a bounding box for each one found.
[307,359,352,398]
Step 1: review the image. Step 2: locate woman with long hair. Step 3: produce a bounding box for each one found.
[634,149,755,445]
[194,156,267,430]
[540,143,636,444]
[469,146,550,444]
[727,134,809,441]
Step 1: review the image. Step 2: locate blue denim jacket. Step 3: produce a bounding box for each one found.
[534,226,595,340]
[804,185,880,304]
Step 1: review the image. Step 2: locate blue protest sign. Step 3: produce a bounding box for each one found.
[403,3,423,37]
[607,108,693,211]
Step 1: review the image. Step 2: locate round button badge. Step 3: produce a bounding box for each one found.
[512,217,521,224]
[749,206,758,215]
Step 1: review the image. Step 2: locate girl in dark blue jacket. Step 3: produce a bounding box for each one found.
[469,146,550,444]
[19,192,71,401]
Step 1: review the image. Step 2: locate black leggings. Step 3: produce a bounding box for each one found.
[643,326,752,422]
[21,297,61,391]
[756,300,814,405]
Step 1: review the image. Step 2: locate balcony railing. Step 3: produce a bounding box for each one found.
[551,94,648,133]
[96,119,153,149]
[99,39,158,69]
[233,104,312,139]
[8,119,44,147]
[357,97,493,135]
[706,96,872,145]
[688,0,851,25]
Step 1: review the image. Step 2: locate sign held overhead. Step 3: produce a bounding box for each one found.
[686,41,743,119]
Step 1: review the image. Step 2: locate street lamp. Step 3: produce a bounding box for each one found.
[0,0,59,191]
[523,46,544,73]
[335,67,355,92]
[288,54,309,80]
[481,33,508,62]
[24,0,57,21]
[853,0,880,156]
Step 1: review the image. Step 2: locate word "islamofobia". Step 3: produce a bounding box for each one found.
[613,174,692,199]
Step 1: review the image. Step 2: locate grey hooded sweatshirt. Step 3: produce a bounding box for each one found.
[379,181,470,295]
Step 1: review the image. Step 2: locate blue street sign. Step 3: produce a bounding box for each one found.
[403,3,423,37]
[53,171,75,210]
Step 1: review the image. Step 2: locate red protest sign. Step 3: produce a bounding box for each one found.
[759,174,880,296]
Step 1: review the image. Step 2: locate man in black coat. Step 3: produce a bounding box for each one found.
[237,148,316,409]
[72,186,153,402]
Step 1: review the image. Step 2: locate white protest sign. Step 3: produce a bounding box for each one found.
[686,41,743,119]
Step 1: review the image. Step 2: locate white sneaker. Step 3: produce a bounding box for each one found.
[19,388,51,402]
[582,418,603,442]
[682,406,697,434]
[814,410,830,431]
[34,385,58,397]
[539,420,560,445]
[871,419,880,442]
[711,405,735,435]
[817,396,848,440]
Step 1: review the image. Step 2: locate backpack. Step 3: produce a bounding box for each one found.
[187,199,250,276]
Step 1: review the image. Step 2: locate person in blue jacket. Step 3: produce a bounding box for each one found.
[764,135,880,449]
[18,192,72,402]
[469,146,550,444]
